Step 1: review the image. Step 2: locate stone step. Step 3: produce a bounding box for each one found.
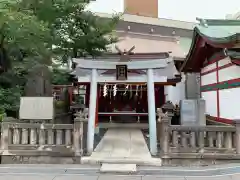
[81,156,162,166]
[100,163,137,173]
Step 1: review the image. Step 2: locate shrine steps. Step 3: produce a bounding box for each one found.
[81,156,162,167]
[100,163,137,173]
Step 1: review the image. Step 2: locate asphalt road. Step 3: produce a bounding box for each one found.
[0,164,239,180]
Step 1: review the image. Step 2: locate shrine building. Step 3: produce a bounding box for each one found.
[71,0,196,156]
[181,18,240,125]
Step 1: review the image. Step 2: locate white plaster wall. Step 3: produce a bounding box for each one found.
[201,91,217,117]
[219,88,240,119]
[218,57,231,67]
[219,65,240,82]
[201,72,217,86]
[165,79,185,105]
[86,0,124,14]
[201,63,216,73]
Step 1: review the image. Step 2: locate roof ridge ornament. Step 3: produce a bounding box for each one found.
[196,18,208,27]
[115,45,135,62]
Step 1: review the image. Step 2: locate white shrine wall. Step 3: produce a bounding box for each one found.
[200,56,240,123]
[219,88,240,119]
[218,57,240,120]
[201,91,218,117]
[165,74,185,105]
[219,64,240,82]
[200,61,217,117]
[201,62,217,85]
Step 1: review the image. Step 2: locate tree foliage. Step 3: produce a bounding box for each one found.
[19,0,120,61]
[51,65,72,85]
[0,0,119,116]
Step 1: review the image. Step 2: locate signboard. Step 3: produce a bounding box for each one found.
[116,65,128,80]
[19,97,54,120]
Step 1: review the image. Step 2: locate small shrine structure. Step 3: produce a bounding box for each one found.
[181,18,240,125]
[72,48,182,155]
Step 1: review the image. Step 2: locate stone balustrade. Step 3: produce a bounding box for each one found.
[157,109,240,162]
[0,110,88,164]
[1,108,240,164]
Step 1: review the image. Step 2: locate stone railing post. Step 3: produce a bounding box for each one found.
[1,121,9,150]
[73,111,82,156]
[2,117,18,147]
[198,130,205,153]
[82,108,88,155]
[39,123,45,146]
[234,120,240,154]
[157,108,164,143]
[160,113,172,157]
[73,110,87,157]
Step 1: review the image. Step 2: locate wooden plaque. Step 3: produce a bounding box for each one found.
[116,65,128,80]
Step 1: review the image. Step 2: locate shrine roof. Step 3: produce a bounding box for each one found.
[81,52,170,60]
[72,54,173,70]
[72,60,180,80]
[180,18,240,72]
[194,18,240,46]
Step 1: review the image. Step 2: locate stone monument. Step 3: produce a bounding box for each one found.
[25,64,52,97]
[180,99,206,126]
[20,65,54,122]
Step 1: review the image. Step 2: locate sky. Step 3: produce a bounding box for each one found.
[158,0,240,22]
[86,0,240,22]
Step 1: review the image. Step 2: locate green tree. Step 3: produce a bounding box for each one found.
[51,65,72,85]
[0,0,119,115]
[19,0,120,63]
[0,0,51,116]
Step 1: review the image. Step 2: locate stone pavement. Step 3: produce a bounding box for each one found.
[0,164,239,180]
[92,128,151,159]
[0,174,239,180]
[82,129,161,166]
